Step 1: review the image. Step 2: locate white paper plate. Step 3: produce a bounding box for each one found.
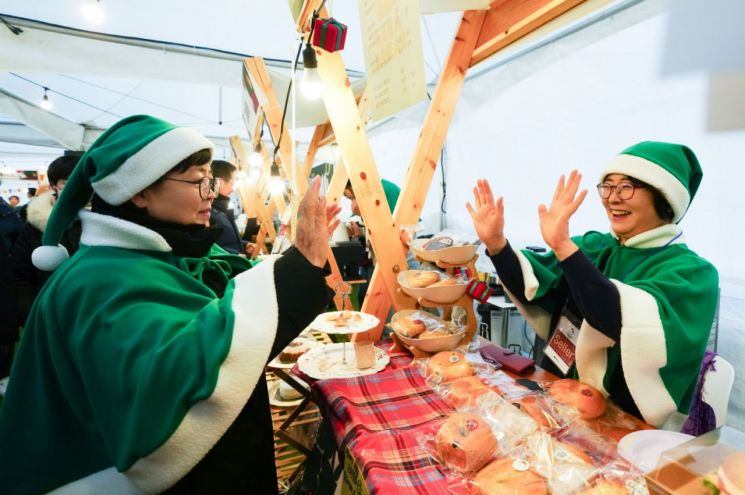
[268,337,322,369]
[267,380,309,408]
[617,430,694,473]
[298,343,389,380]
[310,311,380,335]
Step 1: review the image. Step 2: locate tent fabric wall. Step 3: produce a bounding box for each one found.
[368,2,745,430]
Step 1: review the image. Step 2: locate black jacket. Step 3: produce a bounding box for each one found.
[210,195,244,255]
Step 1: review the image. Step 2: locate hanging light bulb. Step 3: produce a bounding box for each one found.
[301,44,323,100]
[247,144,263,168]
[82,0,105,23]
[247,167,261,183]
[267,157,285,195]
[39,88,52,111]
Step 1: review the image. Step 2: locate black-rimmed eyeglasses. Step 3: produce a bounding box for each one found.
[165,176,222,200]
[596,182,644,200]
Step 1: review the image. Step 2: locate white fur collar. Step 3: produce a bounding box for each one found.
[26,190,55,233]
[611,223,684,249]
[79,210,172,252]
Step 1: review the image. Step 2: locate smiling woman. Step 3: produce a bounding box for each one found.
[0,115,339,495]
[466,141,719,428]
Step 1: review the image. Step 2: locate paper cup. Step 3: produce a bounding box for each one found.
[354,340,376,369]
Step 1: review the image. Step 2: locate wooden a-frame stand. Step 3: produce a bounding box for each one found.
[292,0,587,345]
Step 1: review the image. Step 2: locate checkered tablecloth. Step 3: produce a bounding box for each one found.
[312,342,460,495]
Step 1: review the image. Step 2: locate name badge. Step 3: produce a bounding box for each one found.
[544,314,581,375]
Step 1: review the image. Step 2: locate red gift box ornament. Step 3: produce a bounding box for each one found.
[312,17,347,53]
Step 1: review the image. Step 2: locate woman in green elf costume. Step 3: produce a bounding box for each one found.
[0,115,340,495]
[466,141,718,427]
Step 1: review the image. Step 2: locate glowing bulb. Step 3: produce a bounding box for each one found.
[267,177,286,196]
[82,0,105,23]
[248,167,262,182]
[248,150,263,168]
[301,68,323,100]
[39,90,52,111]
[301,44,323,100]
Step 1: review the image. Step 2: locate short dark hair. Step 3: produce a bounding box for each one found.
[211,160,237,181]
[604,174,675,223]
[9,195,19,201]
[47,155,81,186]
[344,180,353,195]
[150,148,213,188]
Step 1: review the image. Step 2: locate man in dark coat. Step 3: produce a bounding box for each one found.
[210,160,249,255]
[10,154,81,326]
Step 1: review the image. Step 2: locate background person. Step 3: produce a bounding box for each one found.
[210,159,249,255]
[0,115,339,494]
[11,154,82,326]
[467,141,718,426]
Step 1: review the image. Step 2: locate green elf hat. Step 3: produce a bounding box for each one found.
[599,140,703,223]
[32,114,214,271]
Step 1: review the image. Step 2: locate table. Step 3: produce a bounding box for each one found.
[307,342,650,495]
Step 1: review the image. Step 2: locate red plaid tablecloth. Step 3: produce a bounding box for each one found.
[312,343,460,495]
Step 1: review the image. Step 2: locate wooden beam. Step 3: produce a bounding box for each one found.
[358,10,490,341]
[302,122,330,180]
[244,58,296,181]
[315,47,416,332]
[471,0,587,67]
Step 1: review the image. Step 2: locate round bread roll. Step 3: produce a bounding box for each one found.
[511,396,553,429]
[579,480,629,495]
[473,457,548,495]
[718,451,745,495]
[552,438,594,466]
[447,376,490,409]
[547,379,607,419]
[435,413,498,474]
[406,271,440,288]
[393,316,426,338]
[430,277,457,288]
[426,351,474,382]
[418,329,448,339]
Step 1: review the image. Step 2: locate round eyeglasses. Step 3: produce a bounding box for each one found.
[596,182,644,200]
[165,176,222,200]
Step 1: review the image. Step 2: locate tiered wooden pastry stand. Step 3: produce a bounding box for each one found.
[390,254,479,358]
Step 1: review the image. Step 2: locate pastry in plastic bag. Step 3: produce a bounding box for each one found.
[425,351,474,383]
[445,376,492,410]
[473,457,548,495]
[522,432,597,495]
[435,412,498,474]
[546,379,607,419]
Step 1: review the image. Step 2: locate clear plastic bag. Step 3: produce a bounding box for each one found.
[419,412,499,475]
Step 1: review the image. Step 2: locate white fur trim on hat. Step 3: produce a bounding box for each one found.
[600,154,690,223]
[32,245,70,271]
[92,127,214,205]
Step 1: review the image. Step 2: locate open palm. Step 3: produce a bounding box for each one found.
[538,170,587,254]
[466,179,505,254]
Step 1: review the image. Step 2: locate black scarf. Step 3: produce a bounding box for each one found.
[91,195,223,258]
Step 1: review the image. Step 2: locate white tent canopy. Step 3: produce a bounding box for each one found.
[2,0,744,430]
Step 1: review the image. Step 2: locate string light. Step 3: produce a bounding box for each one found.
[247,143,263,168]
[82,0,105,24]
[301,44,323,100]
[267,156,285,195]
[39,88,52,111]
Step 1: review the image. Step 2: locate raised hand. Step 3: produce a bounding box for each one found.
[326,203,342,238]
[466,179,506,254]
[537,170,587,260]
[295,177,336,268]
